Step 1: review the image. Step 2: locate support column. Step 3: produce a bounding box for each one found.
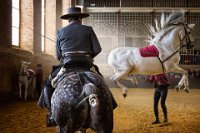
[20,0,34,51]
[68,0,75,7]
[44,0,56,56]
[0,0,12,47]
[61,0,71,26]
[33,0,42,53]
[56,0,63,30]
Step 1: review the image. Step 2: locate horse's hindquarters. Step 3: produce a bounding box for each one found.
[51,72,114,132]
[89,95,113,132]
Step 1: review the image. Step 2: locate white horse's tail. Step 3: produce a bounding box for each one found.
[76,83,99,108]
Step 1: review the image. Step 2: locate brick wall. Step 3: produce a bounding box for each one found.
[0,0,11,47]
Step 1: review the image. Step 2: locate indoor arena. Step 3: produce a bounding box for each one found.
[0,0,200,133]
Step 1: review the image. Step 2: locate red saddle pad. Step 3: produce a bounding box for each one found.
[139,45,159,57]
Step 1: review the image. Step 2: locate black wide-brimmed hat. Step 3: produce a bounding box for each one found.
[60,7,89,20]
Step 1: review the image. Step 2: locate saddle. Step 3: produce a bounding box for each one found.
[27,69,35,79]
[51,66,102,88]
[139,45,159,57]
[20,69,35,79]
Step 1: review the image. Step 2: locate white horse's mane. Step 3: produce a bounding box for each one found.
[148,11,185,44]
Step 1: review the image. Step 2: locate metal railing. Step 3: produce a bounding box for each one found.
[83,0,200,7]
[180,49,200,65]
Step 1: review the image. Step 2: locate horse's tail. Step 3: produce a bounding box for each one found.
[76,83,99,108]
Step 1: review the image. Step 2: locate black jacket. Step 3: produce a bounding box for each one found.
[56,22,102,65]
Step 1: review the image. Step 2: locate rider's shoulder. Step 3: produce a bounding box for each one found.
[81,25,93,30]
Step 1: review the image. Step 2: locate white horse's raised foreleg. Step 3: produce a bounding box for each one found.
[176,74,185,91]
[110,67,132,81]
[169,65,189,93]
[182,73,189,93]
[125,76,138,87]
[176,73,189,92]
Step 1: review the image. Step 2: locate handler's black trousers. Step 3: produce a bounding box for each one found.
[36,80,42,97]
[153,85,168,120]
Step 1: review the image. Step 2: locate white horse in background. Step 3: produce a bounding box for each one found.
[108,12,195,97]
[18,61,35,100]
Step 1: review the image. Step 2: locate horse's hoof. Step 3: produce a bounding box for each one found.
[46,115,57,127]
[123,93,127,98]
[184,89,190,93]
[175,86,180,92]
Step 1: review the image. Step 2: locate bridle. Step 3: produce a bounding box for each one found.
[181,23,194,49]
[157,23,194,73]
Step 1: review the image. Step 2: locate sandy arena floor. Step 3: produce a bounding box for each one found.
[0,88,200,133]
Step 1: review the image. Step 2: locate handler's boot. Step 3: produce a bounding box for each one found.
[152,107,160,124]
[164,117,168,124]
[163,113,168,124]
[152,119,160,124]
[162,104,168,124]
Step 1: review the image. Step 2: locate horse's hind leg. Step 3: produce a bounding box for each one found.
[97,127,113,133]
[77,128,86,133]
[57,125,74,133]
[31,78,35,98]
[19,83,22,99]
[57,126,66,133]
[111,68,132,97]
[90,100,113,133]
[115,80,128,97]
[25,83,28,100]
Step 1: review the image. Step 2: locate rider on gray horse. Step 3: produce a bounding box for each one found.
[38,7,117,127]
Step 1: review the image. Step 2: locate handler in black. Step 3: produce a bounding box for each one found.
[148,73,169,124]
[38,7,117,127]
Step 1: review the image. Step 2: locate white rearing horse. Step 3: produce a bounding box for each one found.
[108,12,195,97]
[18,61,35,100]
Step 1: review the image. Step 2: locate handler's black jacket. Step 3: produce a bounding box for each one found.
[56,22,102,65]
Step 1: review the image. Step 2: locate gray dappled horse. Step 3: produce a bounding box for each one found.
[51,70,114,133]
[18,61,35,100]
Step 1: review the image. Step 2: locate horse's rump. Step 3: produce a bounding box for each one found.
[51,70,113,132]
